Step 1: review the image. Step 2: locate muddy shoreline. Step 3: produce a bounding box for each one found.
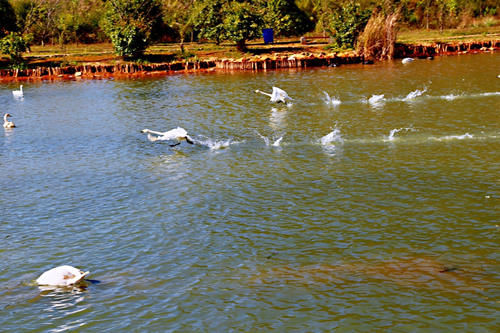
[1,40,498,81]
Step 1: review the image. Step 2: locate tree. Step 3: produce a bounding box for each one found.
[161,0,196,52]
[222,1,262,51]
[192,0,226,45]
[329,1,371,49]
[0,0,18,37]
[263,0,313,37]
[0,32,31,68]
[102,0,163,58]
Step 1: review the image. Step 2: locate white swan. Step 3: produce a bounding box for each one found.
[36,265,89,286]
[12,85,23,98]
[141,127,194,146]
[402,57,414,64]
[3,113,15,129]
[255,87,293,103]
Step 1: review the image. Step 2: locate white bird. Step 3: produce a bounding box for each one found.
[141,127,194,146]
[12,85,23,98]
[3,113,15,129]
[36,265,89,287]
[402,57,414,64]
[255,86,293,103]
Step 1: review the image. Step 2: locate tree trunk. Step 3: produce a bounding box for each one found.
[236,40,246,52]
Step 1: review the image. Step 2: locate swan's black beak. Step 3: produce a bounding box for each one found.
[185,136,194,144]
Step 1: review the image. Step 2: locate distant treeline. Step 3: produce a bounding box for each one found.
[1,0,498,46]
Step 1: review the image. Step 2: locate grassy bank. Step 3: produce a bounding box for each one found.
[1,22,499,70]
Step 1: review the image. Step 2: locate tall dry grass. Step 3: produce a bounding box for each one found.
[357,8,401,60]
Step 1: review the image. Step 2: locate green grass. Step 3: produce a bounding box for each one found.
[398,17,500,44]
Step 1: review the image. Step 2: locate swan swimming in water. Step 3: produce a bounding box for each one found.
[36,265,89,287]
[141,127,194,146]
[12,85,23,98]
[402,57,414,64]
[3,113,15,129]
[255,87,293,104]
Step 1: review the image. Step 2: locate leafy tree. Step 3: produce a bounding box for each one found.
[222,1,262,51]
[0,0,18,37]
[263,0,314,37]
[0,32,31,68]
[161,0,196,52]
[329,1,371,49]
[192,0,226,45]
[102,0,163,57]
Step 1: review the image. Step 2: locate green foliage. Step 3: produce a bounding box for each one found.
[264,0,314,37]
[102,0,163,57]
[192,0,227,44]
[0,32,31,68]
[0,0,17,37]
[329,1,371,49]
[222,2,263,51]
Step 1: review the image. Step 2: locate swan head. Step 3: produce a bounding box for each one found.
[4,113,11,118]
[254,89,261,93]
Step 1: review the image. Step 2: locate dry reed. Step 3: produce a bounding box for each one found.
[357,8,401,60]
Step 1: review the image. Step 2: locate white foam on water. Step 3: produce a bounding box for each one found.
[368,94,385,105]
[441,94,460,101]
[403,87,427,101]
[323,91,342,106]
[479,92,500,97]
[320,127,344,146]
[256,131,270,146]
[272,137,283,147]
[429,133,474,141]
[195,136,235,150]
[385,127,415,142]
[256,131,282,147]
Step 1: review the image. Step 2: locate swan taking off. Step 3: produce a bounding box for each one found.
[3,113,15,129]
[12,85,23,98]
[255,87,293,104]
[36,265,89,287]
[141,127,194,147]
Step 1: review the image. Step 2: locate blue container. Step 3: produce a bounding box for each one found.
[262,29,274,44]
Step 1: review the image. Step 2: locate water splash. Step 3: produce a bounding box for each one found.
[323,91,342,106]
[442,94,460,101]
[272,137,283,147]
[320,127,344,146]
[195,136,234,150]
[430,133,474,141]
[404,87,427,101]
[368,94,385,104]
[386,127,415,141]
[256,131,282,147]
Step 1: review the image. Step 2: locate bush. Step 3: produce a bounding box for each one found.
[222,2,263,51]
[264,0,313,37]
[101,0,162,58]
[329,1,371,49]
[0,32,31,68]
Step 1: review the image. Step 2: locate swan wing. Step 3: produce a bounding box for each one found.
[36,265,89,286]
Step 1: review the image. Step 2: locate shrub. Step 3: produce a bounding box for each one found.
[101,0,162,58]
[0,32,31,68]
[329,1,371,49]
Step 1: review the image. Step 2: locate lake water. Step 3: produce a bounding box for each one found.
[1,53,499,331]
